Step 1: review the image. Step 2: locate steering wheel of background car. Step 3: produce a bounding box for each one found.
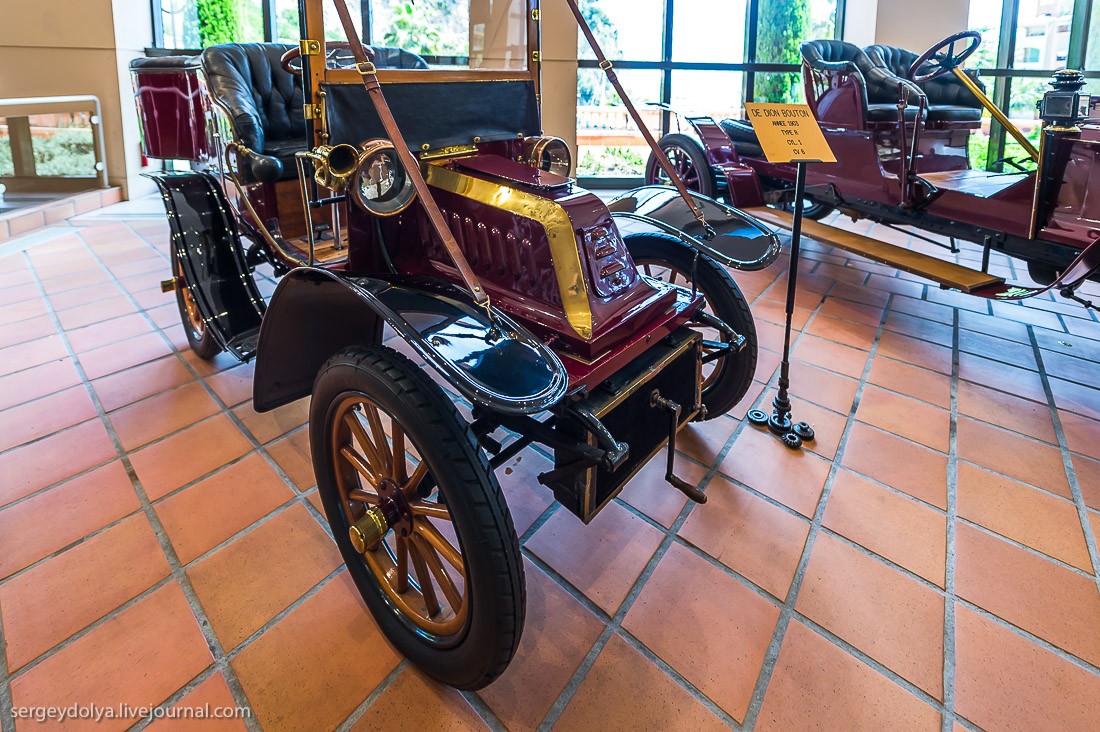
[280,42,368,76]
[908,31,981,83]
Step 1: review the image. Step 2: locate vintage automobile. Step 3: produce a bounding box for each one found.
[130,0,779,689]
[645,32,1100,310]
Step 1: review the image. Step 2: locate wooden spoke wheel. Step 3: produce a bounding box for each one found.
[644,133,715,198]
[310,345,524,689]
[626,232,758,418]
[170,250,221,359]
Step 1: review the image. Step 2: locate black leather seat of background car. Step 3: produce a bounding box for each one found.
[865,44,985,122]
[800,40,925,124]
[719,118,764,157]
[200,43,429,182]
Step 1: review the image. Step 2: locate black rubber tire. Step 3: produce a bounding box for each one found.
[1027,260,1059,286]
[170,251,221,360]
[310,344,525,690]
[644,133,716,197]
[625,232,758,419]
[780,197,835,221]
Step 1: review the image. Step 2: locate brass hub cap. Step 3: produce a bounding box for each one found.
[331,395,468,638]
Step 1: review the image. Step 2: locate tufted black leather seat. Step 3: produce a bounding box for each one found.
[201,43,306,181]
[200,43,430,182]
[800,40,925,123]
[865,44,985,122]
[719,119,764,157]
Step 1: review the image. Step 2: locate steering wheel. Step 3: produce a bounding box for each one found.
[908,31,981,83]
[280,42,373,76]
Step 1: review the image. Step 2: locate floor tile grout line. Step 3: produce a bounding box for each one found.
[953,595,1100,676]
[0,600,15,732]
[739,291,891,730]
[44,234,263,731]
[535,265,847,730]
[942,307,961,731]
[458,688,511,732]
[332,661,411,732]
[80,221,536,726]
[1027,327,1100,592]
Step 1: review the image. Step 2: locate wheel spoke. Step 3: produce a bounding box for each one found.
[407,538,441,617]
[395,535,409,593]
[415,534,463,610]
[410,502,451,521]
[391,424,407,483]
[348,488,379,504]
[403,459,429,497]
[416,517,464,575]
[345,411,385,473]
[340,445,381,487]
[362,403,394,478]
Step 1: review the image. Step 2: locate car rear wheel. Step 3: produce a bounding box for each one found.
[780,197,835,221]
[625,232,758,418]
[171,251,221,359]
[310,344,524,690]
[645,133,715,198]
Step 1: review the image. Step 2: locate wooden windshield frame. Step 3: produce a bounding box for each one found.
[301,0,542,145]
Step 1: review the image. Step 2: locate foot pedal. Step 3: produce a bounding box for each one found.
[650,389,706,504]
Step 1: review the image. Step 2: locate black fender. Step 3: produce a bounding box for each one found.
[252,269,569,415]
[146,171,266,360]
[608,185,781,271]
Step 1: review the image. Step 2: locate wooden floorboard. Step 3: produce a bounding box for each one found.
[745,206,1004,292]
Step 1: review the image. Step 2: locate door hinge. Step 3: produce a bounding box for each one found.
[300,39,321,56]
[531,50,541,63]
[531,8,540,21]
[304,103,323,120]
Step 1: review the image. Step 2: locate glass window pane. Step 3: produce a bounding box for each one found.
[365,0,527,69]
[324,0,364,41]
[1086,0,1100,70]
[577,68,662,176]
[755,0,832,64]
[752,71,803,103]
[275,0,301,43]
[670,70,745,120]
[577,0,664,61]
[237,0,265,42]
[1012,0,1073,69]
[966,0,1002,69]
[672,0,746,64]
[160,0,200,48]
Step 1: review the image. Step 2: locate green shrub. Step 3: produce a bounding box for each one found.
[755,0,809,103]
[196,0,241,47]
[0,128,95,177]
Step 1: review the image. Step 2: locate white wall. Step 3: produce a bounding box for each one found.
[0,0,155,198]
[846,0,973,52]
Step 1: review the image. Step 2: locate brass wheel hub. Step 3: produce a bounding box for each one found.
[331,395,468,637]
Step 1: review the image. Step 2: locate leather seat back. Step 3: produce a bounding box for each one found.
[865,44,985,109]
[800,40,925,123]
[201,43,304,154]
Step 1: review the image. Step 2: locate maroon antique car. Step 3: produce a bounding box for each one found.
[646,31,1100,311]
[130,0,778,689]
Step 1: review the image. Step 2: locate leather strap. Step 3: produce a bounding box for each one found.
[562,0,714,237]
[328,0,490,306]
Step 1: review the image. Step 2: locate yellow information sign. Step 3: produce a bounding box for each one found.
[743,103,836,164]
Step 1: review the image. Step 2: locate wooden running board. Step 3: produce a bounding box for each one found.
[744,206,1004,293]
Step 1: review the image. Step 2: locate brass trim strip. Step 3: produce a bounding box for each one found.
[425,163,594,339]
[952,67,1039,161]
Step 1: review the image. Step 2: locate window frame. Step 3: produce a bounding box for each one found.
[576,0,845,186]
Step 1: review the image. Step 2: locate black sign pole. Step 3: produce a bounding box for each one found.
[748,159,816,448]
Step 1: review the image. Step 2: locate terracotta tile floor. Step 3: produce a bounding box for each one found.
[1,211,1100,730]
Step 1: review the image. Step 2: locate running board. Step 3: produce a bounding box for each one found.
[744,206,1004,293]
